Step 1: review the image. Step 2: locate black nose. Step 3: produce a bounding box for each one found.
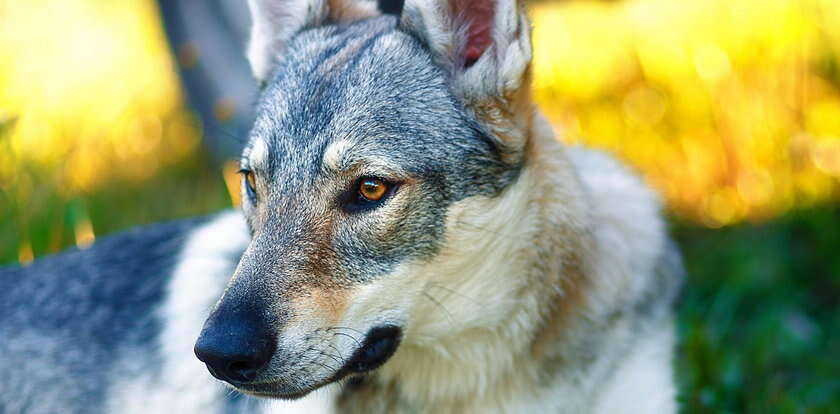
[194,303,276,384]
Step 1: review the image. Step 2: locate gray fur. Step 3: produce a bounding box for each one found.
[644,239,685,317]
[0,214,269,413]
[225,15,519,326]
[246,16,518,238]
[0,218,205,413]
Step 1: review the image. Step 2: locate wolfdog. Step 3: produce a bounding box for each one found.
[0,0,683,412]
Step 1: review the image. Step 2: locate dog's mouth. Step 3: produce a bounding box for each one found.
[344,325,403,374]
[234,325,403,400]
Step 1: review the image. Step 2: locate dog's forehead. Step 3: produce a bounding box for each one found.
[246,17,461,177]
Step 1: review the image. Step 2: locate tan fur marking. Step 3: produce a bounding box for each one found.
[528,251,587,360]
[327,0,379,21]
[319,33,378,76]
[295,287,351,325]
[470,65,534,165]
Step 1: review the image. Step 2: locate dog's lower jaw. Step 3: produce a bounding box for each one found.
[239,389,312,400]
[230,326,403,401]
[234,377,341,401]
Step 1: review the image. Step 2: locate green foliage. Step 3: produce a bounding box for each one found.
[0,151,231,264]
[674,208,840,413]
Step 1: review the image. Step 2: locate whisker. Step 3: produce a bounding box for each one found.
[320,349,343,366]
[310,359,339,373]
[422,291,456,328]
[224,386,240,399]
[326,342,346,360]
[454,219,512,239]
[330,331,363,348]
[328,326,367,336]
[426,282,481,304]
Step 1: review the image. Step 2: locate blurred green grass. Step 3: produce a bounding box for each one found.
[674,207,840,413]
[0,160,231,264]
[0,116,232,263]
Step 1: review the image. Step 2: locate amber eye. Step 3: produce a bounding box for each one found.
[240,169,257,198]
[358,177,388,202]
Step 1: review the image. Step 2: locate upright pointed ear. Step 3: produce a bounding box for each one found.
[401,0,534,158]
[247,0,386,82]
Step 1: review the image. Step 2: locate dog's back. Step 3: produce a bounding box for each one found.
[0,217,220,413]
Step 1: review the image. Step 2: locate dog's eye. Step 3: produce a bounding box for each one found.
[240,169,257,200]
[358,177,388,202]
[341,176,397,213]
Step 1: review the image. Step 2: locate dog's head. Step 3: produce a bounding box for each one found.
[195,0,535,399]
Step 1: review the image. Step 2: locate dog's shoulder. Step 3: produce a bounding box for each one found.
[104,210,255,414]
[566,146,663,231]
[561,147,682,413]
[567,146,668,268]
[565,145,681,320]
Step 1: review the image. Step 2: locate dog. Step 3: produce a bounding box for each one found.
[0,0,683,412]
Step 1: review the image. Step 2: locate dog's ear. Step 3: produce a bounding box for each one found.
[401,0,533,159]
[247,0,385,82]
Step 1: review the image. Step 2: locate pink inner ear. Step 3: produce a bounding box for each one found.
[461,1,495,67]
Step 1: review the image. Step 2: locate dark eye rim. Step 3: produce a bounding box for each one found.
[238,168,257,201]
[341,175,399,213]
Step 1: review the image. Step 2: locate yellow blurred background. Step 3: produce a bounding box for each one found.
[1,0,840,255]
[0,1,198,191]
[532,0,840,228]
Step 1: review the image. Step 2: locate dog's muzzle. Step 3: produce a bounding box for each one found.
[195,307,403,398]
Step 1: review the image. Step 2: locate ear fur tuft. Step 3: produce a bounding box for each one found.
[247,0,380,82]
[454,0,495,68]
[399,0,534,161]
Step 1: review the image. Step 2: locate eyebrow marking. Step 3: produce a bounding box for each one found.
[248,138,270,170]
[322,139,353,171]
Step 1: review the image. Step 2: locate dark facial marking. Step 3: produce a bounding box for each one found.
[343,325,403,373]
[377,0,405,17]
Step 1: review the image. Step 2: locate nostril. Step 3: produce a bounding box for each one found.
[196,348,272,384]
[227,360,259,382]
[194,304,277,385]
[194,334,276,385]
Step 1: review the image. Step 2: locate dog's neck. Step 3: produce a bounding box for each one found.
[336,115,607,413]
